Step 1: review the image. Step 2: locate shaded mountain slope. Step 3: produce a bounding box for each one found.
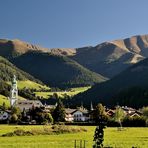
[0,56,40,82]
[11,51,107,87]
[70,57,148,108]
[0,56,43,98]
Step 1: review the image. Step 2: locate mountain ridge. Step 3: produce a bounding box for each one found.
[1,34,148,87]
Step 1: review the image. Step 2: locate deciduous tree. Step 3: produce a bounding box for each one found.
[114,106,125,130]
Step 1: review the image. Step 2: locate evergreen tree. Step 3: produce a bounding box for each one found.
[52,99,66,122]
[93,115,106,148]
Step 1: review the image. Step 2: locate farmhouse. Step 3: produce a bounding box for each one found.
[65,106,90,122]
[65,108,75,122]
[106,109,115,117]
[16,100,43,111]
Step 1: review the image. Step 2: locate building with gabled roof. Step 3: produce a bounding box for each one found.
[16,100,43,111]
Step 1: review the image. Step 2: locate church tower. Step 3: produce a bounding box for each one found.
[90,101,94,111]
[10,75,18,107]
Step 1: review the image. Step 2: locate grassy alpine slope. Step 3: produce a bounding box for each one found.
[0,125,147,148]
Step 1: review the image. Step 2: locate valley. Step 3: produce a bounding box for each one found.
[1,35,148,108]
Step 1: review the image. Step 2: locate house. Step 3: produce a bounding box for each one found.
[126,110,142,118]
[121,106,136,114]
[72,107,90,122]
[106,109,115,117]
[65,108,76,122]
[0,109,9,120]
[16,100,43,111]
[65,107,90,122]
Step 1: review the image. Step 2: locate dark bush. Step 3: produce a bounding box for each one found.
[123,116,146,127]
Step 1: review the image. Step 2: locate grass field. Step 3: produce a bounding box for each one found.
[0,125,147,148]
[0,95,27,107]
[0,95,10,107]
[35,86,90,99]
[7,80,50,91]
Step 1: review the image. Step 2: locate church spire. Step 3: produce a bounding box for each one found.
[90,101,94,111]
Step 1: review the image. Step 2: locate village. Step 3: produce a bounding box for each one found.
[0,75,145,126]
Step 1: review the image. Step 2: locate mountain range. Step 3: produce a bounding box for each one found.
[0,39,107,87]
[49,35,148,78]
[1,35,148,107]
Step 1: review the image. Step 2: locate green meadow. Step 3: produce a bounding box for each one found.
[0,95,9,107]
[0,83,90,107]
[35,86,90,99]
[0,125,147,148]
[13,80,50,91]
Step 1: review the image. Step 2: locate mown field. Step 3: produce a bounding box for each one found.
[9,80,50,91]
[35,86,90,99]
[0,125,147,148]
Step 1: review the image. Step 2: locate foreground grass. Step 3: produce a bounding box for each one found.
[0,125,147,148]
[35,86,91,99]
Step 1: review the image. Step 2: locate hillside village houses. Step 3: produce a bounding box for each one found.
[0,75,142,123]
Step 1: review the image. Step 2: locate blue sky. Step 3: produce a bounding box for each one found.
[1,0,148,48]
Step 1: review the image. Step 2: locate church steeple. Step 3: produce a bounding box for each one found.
[90,101,94,111]
[10,75,18,107]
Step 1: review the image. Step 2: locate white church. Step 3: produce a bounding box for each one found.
[10,75,18,107]
[9,75,43,111]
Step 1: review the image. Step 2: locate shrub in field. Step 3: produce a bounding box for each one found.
[1,125,87,137]
[2,129,33,137]
[51,125,87,134]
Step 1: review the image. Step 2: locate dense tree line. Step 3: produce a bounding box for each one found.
[112,86,148,108]
[0,56,41,83]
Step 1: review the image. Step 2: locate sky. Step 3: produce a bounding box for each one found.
[1,0,148,48]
